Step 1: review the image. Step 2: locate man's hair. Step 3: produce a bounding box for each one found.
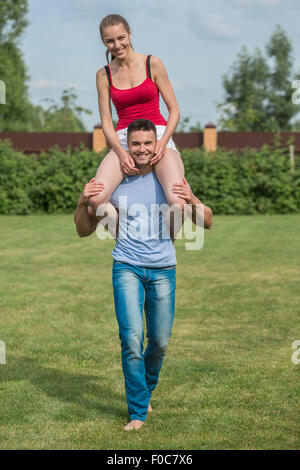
[127,119,157,141]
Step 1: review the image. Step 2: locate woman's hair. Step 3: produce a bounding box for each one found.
[127,119,157,141]
[99,14,132,64]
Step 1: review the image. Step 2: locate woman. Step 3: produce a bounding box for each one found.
[89,14,185,219]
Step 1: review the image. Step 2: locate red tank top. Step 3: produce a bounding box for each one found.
[105,55,167,131]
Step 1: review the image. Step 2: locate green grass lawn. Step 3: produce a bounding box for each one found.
[0,214,299,450]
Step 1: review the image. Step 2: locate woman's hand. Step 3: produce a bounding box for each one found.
[171,177,193,203]
[150,139,167,166]
[83,178,105,204]
[119,150,139,175]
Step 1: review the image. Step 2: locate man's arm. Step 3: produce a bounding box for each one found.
[171,177,213,229]
[188,194,213,229]
[74,178,119,239]
[74,194,99,237]
[74,178,104,237]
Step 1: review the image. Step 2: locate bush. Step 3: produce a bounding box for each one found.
[0,140,106,215]
[0,137,299,215]
[181,140,300,215]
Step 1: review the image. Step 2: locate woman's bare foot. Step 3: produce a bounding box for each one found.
[124,420,144,431]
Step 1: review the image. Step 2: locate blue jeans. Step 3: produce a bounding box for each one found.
[112,261,176,422]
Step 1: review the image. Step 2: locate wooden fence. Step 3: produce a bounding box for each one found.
[0,132,93,155]
[1,124,299,155]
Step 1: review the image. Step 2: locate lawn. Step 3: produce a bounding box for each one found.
[0,214,299,450]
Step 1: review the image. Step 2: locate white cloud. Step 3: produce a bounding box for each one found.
[71,0,186,25]
[29,79,91,91]
[171,78,205,94]
[30,79,62,89]
[66,82,79,90]
[231,0,281,5]
[199,13,241,40]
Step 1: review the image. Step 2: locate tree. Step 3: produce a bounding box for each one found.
[217,25,300,131]
[265,24,297,131]
[0,0,28,43]
[177,116,203,133]
[26,103,47,132]
[177,116,191,132]
[217,46,269,131]
[0,2,92,133]
[37,88,92,132]
[189,120,203,132]
[0,0,31,131]
[291,119,300,132]
[0,41,31,131]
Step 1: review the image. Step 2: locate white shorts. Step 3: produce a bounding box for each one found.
[116,125,180,155]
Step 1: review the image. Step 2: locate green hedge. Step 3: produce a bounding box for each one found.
[182,142,300,215]
[0,141,102,215]
[0,137,299,215]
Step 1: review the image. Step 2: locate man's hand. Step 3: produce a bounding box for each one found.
[171,177,194,204]
[83,177,105,204]
[75,178,105,237]
[172,177,213,229]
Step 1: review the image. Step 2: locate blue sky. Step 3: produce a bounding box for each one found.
[21,0,300,131]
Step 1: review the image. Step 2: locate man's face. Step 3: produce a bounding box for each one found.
[128,130,156,169]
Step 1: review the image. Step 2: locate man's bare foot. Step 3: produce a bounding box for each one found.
[148,403,152,412]
[124,420,144,431]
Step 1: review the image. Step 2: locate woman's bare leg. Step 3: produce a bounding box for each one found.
[89,149,124,210]
[89,149,124,238]
[154,148,186,240]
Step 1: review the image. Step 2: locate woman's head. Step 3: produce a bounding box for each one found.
[99,14,132,63]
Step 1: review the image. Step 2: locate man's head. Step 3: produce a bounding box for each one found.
[127,119,157,171]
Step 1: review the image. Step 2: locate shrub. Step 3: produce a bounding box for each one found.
[0,137,299,215]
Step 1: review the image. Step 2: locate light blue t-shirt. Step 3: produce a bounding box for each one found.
[110,171,176,267]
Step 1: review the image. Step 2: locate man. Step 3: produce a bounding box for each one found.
[74,119,213,431]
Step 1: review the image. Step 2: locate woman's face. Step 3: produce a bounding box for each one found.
[102,23,131,60]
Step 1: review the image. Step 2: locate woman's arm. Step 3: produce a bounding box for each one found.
[151,56,180,162]
[96,68,138,175]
